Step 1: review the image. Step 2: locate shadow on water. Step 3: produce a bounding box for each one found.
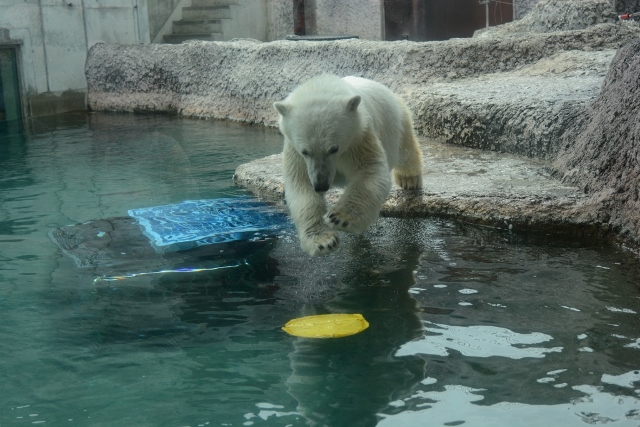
[279,227,427,427]
[50,238,281,348]
[45,214,430,426]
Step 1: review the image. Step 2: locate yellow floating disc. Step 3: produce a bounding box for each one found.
[282,313,369,338]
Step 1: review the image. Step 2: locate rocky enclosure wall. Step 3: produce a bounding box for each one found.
[552,40,640,245]
[86,23,638,156]
[85,0,640,246]
[477,0,617,36]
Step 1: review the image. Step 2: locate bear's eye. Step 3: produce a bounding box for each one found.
[301,149,310,156]
[328,146,339,155]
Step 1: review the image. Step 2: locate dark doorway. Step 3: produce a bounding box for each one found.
[294,0,306,35]
[0,47,22,122]
[384,0,513,41]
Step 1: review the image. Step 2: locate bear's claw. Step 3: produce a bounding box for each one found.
[324,209,363,233]
[327,213,349,228]
[394,172,423,190]
[301,229,340,256]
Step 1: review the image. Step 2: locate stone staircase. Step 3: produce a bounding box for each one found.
[163,0,232,44]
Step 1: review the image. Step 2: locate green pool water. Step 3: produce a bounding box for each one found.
[1,112,639,427]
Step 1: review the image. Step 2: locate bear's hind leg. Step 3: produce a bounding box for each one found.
[394,169,422,190]
[393,110,423,190]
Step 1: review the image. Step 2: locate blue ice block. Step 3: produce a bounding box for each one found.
[128,197,292,252]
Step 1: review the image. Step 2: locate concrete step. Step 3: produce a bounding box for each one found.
[233,139,588,232]
[163,33,224,44]
[191,0,236,6]
[413,50,615,159]
[173,19,222,34]
[182,6,231,20]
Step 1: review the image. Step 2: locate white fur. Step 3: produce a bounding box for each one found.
[274,74,423,256]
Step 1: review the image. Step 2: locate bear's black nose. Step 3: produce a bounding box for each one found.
[314,183,329,192]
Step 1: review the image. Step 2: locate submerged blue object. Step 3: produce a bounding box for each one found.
[128,197,292,252]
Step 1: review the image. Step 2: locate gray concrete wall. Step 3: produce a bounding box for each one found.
[267,0,294,41]
[153,0,273,43]
[0,0,150,118]
[223,1,269,41]
[151,0,191,44]
[148,0,183,41]
[305,0,383,40]
[266,0,383,41]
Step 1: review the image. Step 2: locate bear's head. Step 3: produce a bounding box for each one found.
[275,94,362,192]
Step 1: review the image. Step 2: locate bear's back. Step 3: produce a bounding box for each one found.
[342,76,406,169]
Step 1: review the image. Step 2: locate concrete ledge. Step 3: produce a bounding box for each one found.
[234,140,606,236]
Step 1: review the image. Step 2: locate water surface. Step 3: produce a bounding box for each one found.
[1,113,639,426]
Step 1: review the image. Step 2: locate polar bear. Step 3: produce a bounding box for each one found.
[274,74,423,256]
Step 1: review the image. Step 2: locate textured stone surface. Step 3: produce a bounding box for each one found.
[86,23,640,135]
[552,40,640,245]
[515,0,540,19]
[308,0,383,40]
[414,50,616,158]
[615,0,640,13]
[233,140,601,235]
[266,0,293,41]
[475,0,618,37]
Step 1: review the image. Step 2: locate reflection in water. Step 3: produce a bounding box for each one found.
[396,321,563,359]
[378,383,640,426]
[601,370,640,388]
[275,224,427,426]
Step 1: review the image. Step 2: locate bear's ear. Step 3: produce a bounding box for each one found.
[346,95,361,112]
[274,101,290,117]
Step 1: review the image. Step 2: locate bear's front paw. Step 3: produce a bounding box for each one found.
[301,229,340,256]
[324,209,365,233]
